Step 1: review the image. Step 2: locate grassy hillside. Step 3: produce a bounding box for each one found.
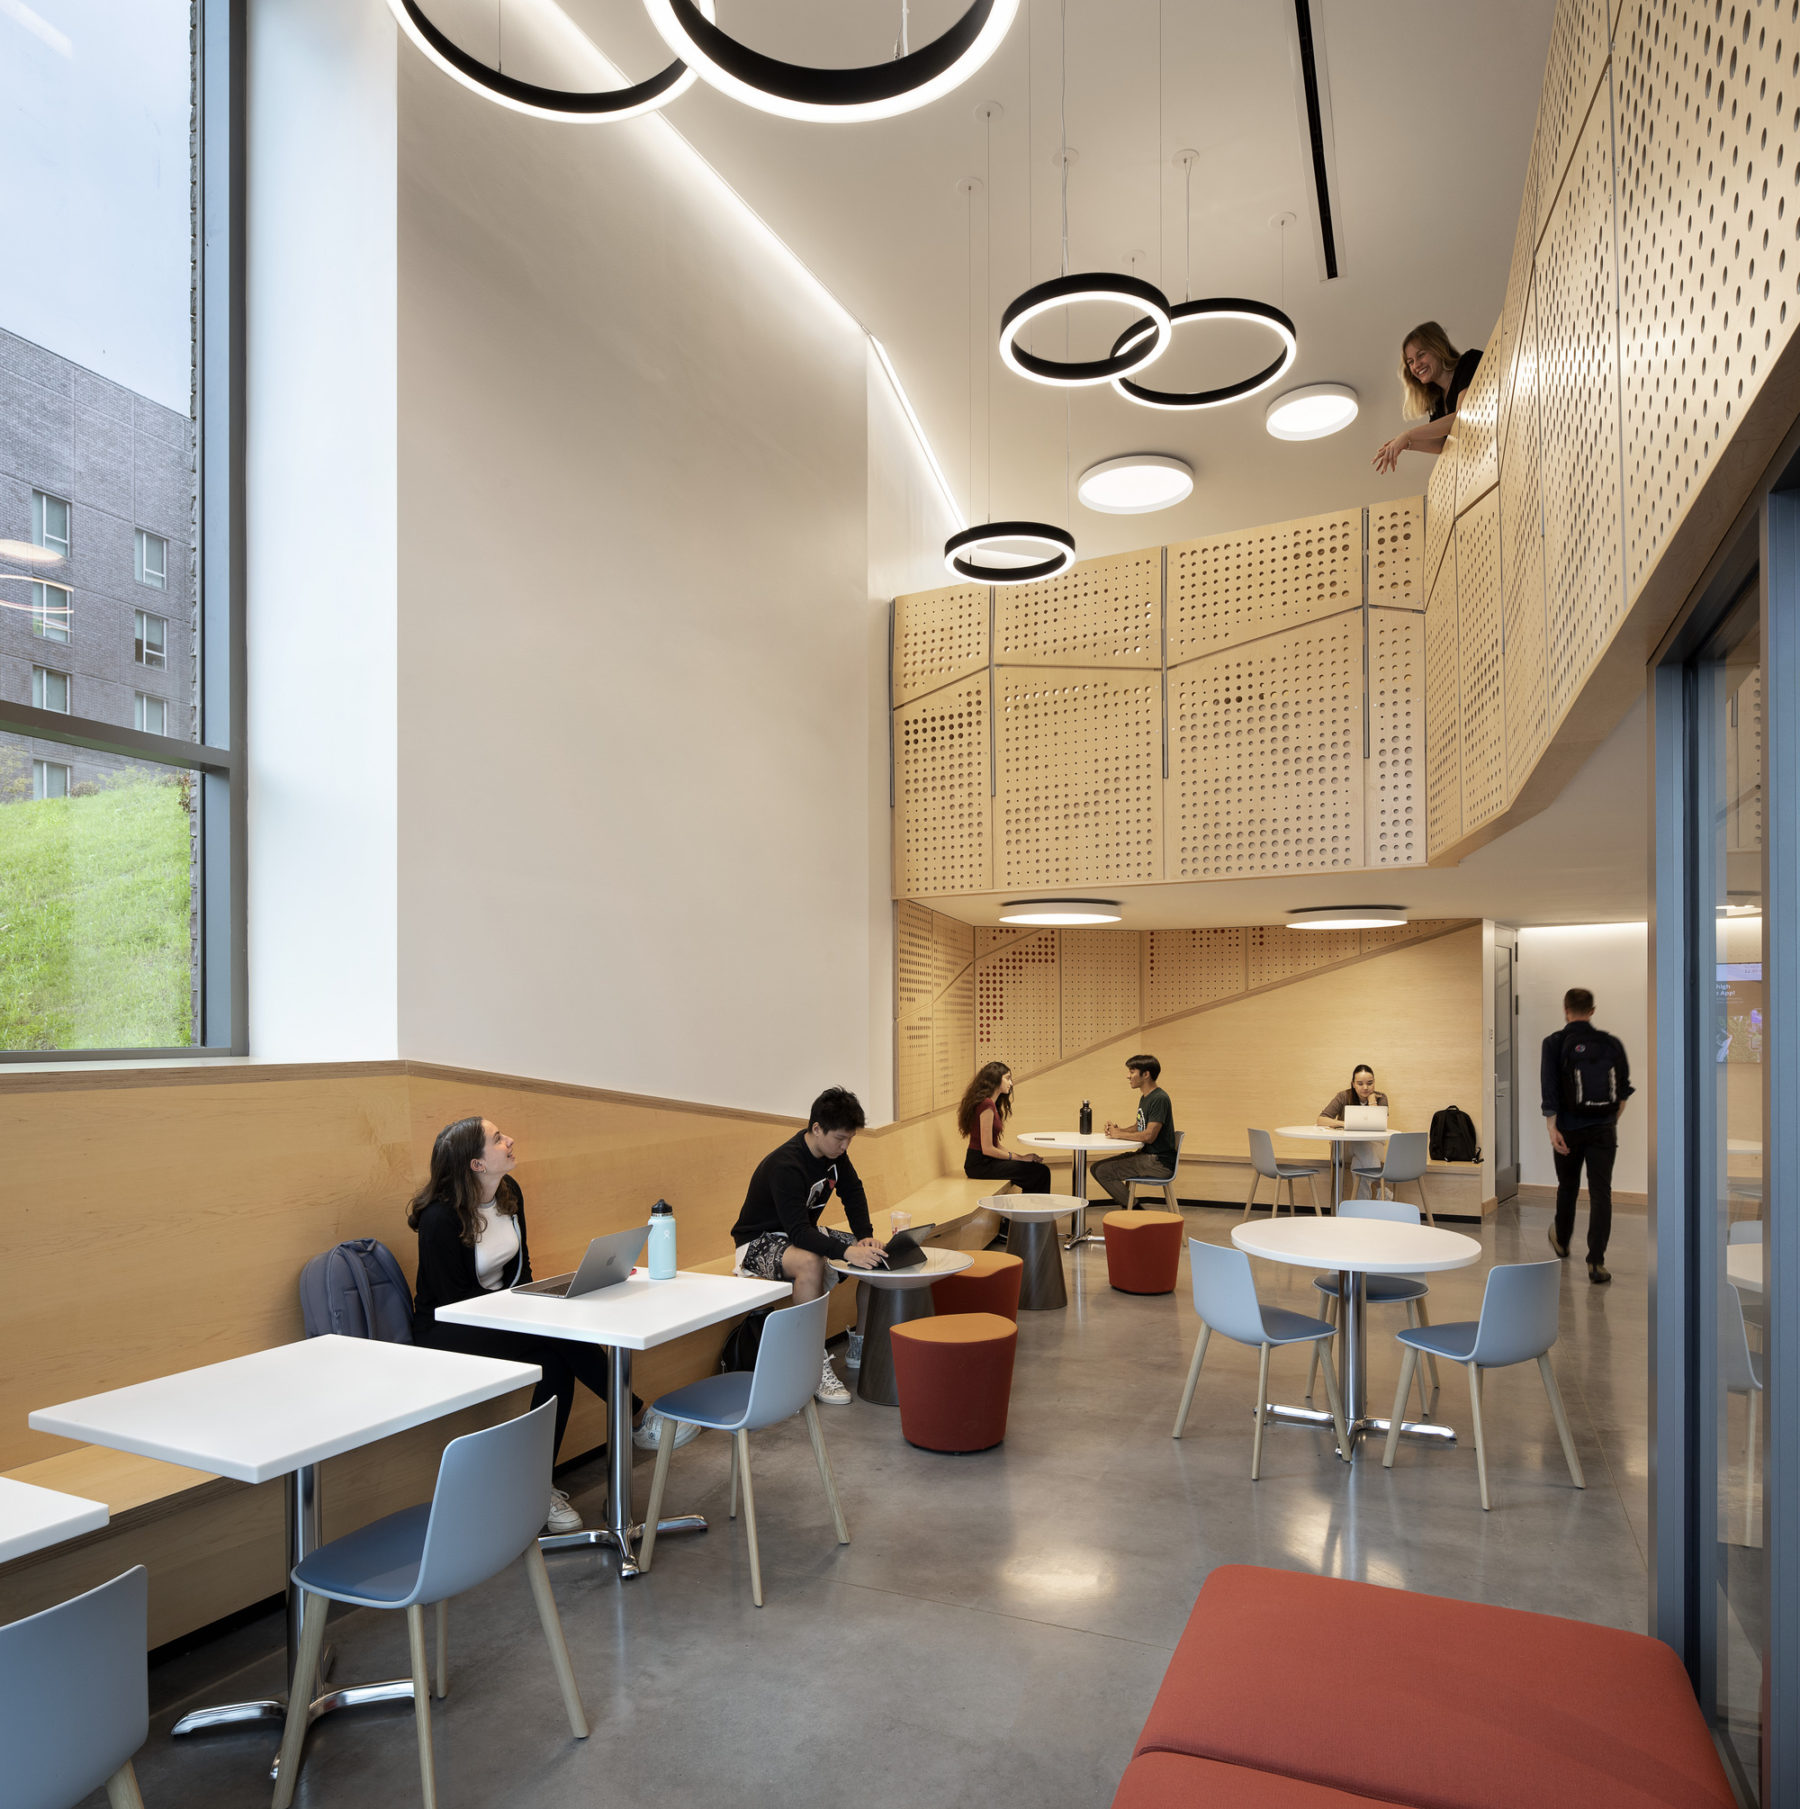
[0,775,195,1050]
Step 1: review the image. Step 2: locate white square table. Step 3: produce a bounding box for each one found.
[436,1268,789,1577]
[30,1335,540,1777]
[0,1475,109,1564]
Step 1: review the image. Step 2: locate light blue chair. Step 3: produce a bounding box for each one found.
[1382,1258,1584,1509]
[270,1401,587,1809]
[1173,1238,1349,1477]
[1305,1195,1439,1418]
[1350,1128,1436,1223]
[638,1293,849,1606]
[1243,1128,1325,1219]
[1,1565,148,1809]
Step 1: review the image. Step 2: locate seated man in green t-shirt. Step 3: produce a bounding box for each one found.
[1092,1054,1179,1206]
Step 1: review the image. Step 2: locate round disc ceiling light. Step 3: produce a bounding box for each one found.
[641,0,1019,124]
[999,898,1121,926]
[1108,298,1297,411]
[944,522,1076,585]
[1285,905,1407,931]
[998,273,1174,387]
[1077,455,1193,515]
[1265,381,1360,441]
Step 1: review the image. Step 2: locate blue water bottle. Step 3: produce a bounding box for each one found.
[647,1198,677,1280]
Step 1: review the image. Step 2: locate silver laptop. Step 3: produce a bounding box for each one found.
[514,1225,649,1299]
[1344,1104,1389,1132]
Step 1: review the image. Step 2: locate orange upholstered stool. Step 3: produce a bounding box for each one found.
[889,1312,1017,1453]
[1103,1210,1184,1294]
[930,1249,1024,1321]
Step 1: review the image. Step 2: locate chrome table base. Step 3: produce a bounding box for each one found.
[1065,1151,1104,1248]
[1262,1402,1457,1452]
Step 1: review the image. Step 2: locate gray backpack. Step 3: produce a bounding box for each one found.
[300,1239,415,1342]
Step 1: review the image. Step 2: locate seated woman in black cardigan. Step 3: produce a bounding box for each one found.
[408,1115,693,1535]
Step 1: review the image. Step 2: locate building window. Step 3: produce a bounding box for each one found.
[31,491,70,561]
[30,582,71,644]
[32,759,71,801]
[134,610,167,669]
[134,692,168,735]
[32,666,71,713]
[135,529,168,590]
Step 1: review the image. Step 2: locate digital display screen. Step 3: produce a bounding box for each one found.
[1717,963,1763,1063]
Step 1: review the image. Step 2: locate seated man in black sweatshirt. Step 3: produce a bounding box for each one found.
[728,1086,886,1405]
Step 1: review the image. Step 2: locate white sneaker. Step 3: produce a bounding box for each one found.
[632,1408,703,1452]
[545,1488,583,1535]
[815,1355,852,1405]
[845,1330,864,1370]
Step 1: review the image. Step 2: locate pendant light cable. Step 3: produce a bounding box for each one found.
[1183,157,1192,303]
[966,178,975,524]
[1156,0,1164,293]
[1059,0,1069,279]
[985,107,993,523]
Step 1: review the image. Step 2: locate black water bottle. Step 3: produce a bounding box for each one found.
[1079,1099,1092,1135]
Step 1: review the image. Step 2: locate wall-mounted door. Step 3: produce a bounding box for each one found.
[1493,927,1519,1199]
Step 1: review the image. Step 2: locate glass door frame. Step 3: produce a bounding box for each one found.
[1493,924,1519,1200]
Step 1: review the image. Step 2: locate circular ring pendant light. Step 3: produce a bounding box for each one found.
[945,522,1076,585]
[998,273,1174,387]
[386,0,705,123]
[1108,297,1298,411]
[640,0,1020,124]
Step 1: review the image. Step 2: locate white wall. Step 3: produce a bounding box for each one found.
[1517,923,1648,1193]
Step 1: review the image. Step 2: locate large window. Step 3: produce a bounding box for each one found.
[0,0,240,1055]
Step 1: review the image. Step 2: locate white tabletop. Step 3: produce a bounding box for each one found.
[981,1193,1084,1223]
[1728,1139,1763,1156]
[436,1269,790,1351]
[1729,1244,1764,1296]
[828,1247,972,1291]
[1016,1131,1136,1153]
[0,1476,110,1564]
[1232,1219,1482,1275]
[1273,1124,1390,1144]
[29,1336,542,1487]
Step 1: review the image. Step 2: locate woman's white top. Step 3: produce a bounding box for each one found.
[474,1202,521,1290]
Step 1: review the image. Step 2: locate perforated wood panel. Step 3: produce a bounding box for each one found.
[1425,547,1462,858]
[1059,930,1144,1057]
[1167,510,1359,662]
[1366,608,1424,868]
[1455,319,1504,513]
[1535,0,1612,247]
[932,912,974,997]
[896,901,936,1015]
[1368,498,1425,610]
[1455,490,1506,833]
[1167,613,1363,880]
[1728,664,1763,853]
[995,549,1160,667]
[1247,925,1361,988]
[974,929,1060,1071]
[896,1014,933,1121]
[1144,929,1246,1020]
[1498,142,1539,457]
[1424,430,1459,593]
[894,674,991,896]
[1360,923,1420,951]
[893,584,988,705]
[932,966,976,1109]
[1502,278,1550,801]
[1538,92,1625,724]
[975,927,1031,957]
[996,668,1162,889]
[1616,2,1799,603]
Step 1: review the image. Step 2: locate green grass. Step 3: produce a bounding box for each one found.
[0,771,195,1050]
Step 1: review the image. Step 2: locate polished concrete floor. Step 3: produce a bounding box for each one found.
[99,1199,1647,1809]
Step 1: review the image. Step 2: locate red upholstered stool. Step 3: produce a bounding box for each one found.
[930,1249,1024,1321]
[889,1312,1017,1452]
[1103,1210,1183,1294]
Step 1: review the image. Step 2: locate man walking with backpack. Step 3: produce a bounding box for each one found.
[1541,987,1634,1283]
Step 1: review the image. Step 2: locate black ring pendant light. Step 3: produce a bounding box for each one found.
[945,522,1076,585]
[997,272,1174,387]
[1109,296,1299,411]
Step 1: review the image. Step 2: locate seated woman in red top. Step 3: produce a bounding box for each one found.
[959,1061,1052,1194]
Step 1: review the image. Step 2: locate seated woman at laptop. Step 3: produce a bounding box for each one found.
[959,1061,1053,1194]
[408,1115,687,1537]
[1316,1065,1390,1196]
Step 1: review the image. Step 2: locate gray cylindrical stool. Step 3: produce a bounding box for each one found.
[984,1195,1083,1311]
[856,1284,938,1406]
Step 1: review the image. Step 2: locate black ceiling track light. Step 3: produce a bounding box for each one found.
[1110,296,1298,412]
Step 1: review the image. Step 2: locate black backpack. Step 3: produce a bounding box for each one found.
[1428,1106,1482,1164]
[719,1305,775,1373]
[1559,1027,1625,1117]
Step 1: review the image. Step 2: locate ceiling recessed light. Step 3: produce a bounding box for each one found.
[1285,905,1406,930]
[999,897,1122,926]
[1265,381,1359,441]
[1077,455,1194,515]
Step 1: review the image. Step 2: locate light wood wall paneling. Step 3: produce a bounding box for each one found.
[1538,87,1626,726]
[1533,0,1612,249]
[1425,541,1462,859]
[1167,509,1360,663]
[1365,607,1425,869]
[994,549,1161,667]
[1059,929,1144,1058]
[1247,925,1362,988]
[974,928,1061,1072]
[975,926,1036,957]
[1144,929,1248,1021]
[995,667,1162,889]
[892,583,988,705]
[931,911,974,996]
[1455,489,1507,834]
[895,1010,934,1121]
[1454,320,1505,513]
[1502,278,1552,801]
[1166,611,1364,881]
[1424,426,1459,593]
[893,673,991,896]
[896,900,935,1015]
[932,966,976,1110]
[1498,135,1540,457]
[1367,498,1426,610]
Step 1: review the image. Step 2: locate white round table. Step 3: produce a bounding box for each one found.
[1272,1124,1390,1212]
[1728,1243,1764,1297]
[1016,1132,1137,1246]
[828,1247,972,1405]
[981,1194,1084,1310]
[1232,1218,1482,1457]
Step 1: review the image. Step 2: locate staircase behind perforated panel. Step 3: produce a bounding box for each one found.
[1145,929,1246,1020]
